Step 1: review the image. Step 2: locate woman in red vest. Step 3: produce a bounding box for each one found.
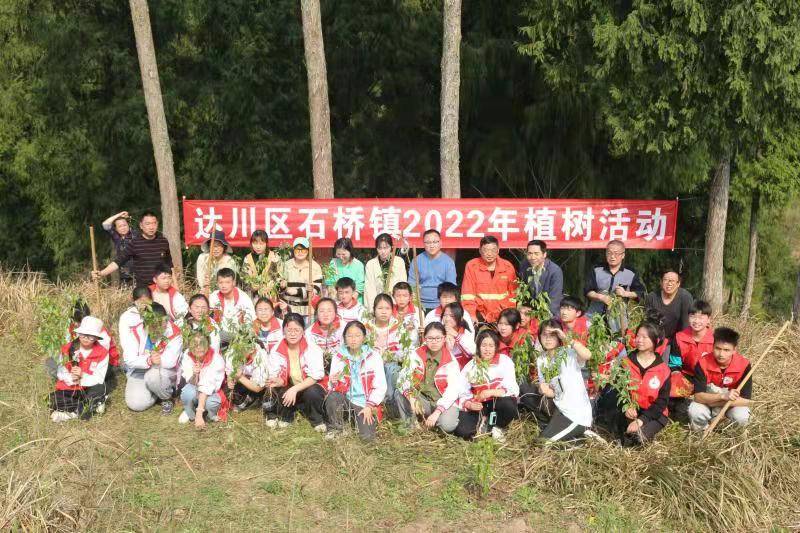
[606,321,672,446]
[496,308,530,356]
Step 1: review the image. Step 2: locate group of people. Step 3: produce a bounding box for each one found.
[49,210,753,446]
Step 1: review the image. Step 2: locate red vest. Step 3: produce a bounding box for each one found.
[674,328,714,376]
[56,343,109,391]
[698,352,749,389]
[498,328,529,356]
[565,316,589,344]
[623,356,670,415]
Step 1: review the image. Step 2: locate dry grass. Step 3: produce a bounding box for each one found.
[1,269,799,531]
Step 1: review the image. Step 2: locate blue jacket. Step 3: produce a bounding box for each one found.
[518,258,563,317]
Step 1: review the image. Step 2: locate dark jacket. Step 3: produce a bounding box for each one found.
[584,263,646,316]
[518,258,563,317]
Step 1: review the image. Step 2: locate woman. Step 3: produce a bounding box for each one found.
[603,321,672,446]
[396,322,466,434]
[264,313,327,431]
[496,308,529,356]
[529,319,593,442]
[441,302,475,370]
[179,332,227,428]
[197,230,238,292]
[325,237,365,303]
[242,230,283,302]
[184,294,221,353]
[455,330,519,442]
[364,233,407,311]
[50,316,110,422]
[280,237,323,319]
[365,294,404,403]
[101,210,138,286]
[325,321,387,441]
[305,298,345,371]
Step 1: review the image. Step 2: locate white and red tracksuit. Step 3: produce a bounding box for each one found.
[337,299,366,324]
[67,322,120,367]
[305,318,345,357]
[119,309,183,375]
[181,347,229,420]
[459,353,519,406]
[255,317,283,353]
[328,346,387,419]
[266,338,325,387]
[55,343,109,391]
[148,283,189,324]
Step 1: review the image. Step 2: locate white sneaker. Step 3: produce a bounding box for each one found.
[324,430,341,441]
[51,411,77,423]
[265,418,278,429]
[313,423,327,433]
[95,402,106,415]
[584,429,607,443]
[491,426,506,443]
[277,420,291,429]
[178,411,190,424]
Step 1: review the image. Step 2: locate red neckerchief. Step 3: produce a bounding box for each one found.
[338,299,359,310]
[218,288,240,314]
[188,348,215,367]
[311,317,342,336]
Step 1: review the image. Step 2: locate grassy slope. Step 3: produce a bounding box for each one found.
[2,277,799,532]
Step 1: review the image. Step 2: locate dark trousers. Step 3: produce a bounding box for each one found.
[519,382,587,441]
[270,384,326,426]
[453,396,518,440]
[232,381,263,409]
[324,391,378,441]
[600,387,667,446]
[49,384,107,420]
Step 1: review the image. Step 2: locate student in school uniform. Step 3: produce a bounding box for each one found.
[396,322,467,435]
[496,308,530,356]
[688,327,752,431]
[120,302,183,415]
[305,298,345,371]
[558,296,590,344]
[209,268,256,346]
[263,314,327,431]
[441,302,476,370]
[184,294,221,354]
[392,281,422,342]
[365,294,404,407]
[252,297,283,353]
[50,316,110,422]
[325,321,387,441]
[149,263,188,324]
[334,277,366,324]
[179,332,228,428]
[668,300,714,419]
[455,330,519,442]
[423,282,476,332]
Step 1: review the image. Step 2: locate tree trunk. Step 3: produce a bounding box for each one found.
[793,269,800,325]
[300,0,334,199]
[701,156,730,316]
[129,0,183,273]
[440,0,461,199]
[740,191,760,318]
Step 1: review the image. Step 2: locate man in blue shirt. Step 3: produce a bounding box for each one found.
[408,229,457,313]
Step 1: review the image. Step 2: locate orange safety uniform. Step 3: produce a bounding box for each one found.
[460,257,517,323]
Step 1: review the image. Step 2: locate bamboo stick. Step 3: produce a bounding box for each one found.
[89,226,99,296]
[412,244,425,326]
[702,319,791,438]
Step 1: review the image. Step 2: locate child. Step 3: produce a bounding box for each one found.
[496,308,529,356]
[558,296,590,344]
[197,230,238,293]
[264,314,327,431]
[253,298,283,353]
[305,298,345,367]
[242,230,283,301]
[603,322,671,446]
[121,302,183,414]
[423,282,476,331]
[185,294,221,353]
[517,304,539,340]
[50,316,110,422]
[455,330,519,442]
[325,321,387,441]
[396,322,467,434]
[441,302,476,369]
[672,300,714,377]
[335,277,366,323]
[209,268,256,345]
[149,263,188,324]
[531,319,593,442]
[179,332,228,428]
[688,327,752,431]
[366,294,404,406]
[392,281,422,343]
[62,299,120,394]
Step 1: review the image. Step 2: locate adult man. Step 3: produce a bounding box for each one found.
[645,269,694,339]
[408,229,457,313]
[461,236,517,324]
[149,263,188,324]
[517,239,563,317]
[93,211,173,288]
[584,240,645,317]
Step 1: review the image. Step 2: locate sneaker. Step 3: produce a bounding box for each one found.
[161,400,174,416]
[265,418,278,429]
[51,411,77,423]
[178,411,190,424]
[95,402,106,415]
[324,430,341,441]
[313,423,327,433]
[277,420,291,429]
[491,426,506,443]
[584,429,607,444]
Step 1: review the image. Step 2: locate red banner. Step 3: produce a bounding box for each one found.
[182,198,678,249]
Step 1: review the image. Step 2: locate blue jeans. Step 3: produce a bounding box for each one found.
[384,362,401,408]
[180,383,222,421]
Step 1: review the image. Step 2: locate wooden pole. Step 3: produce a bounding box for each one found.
[384,240,396,294]
[412,245,425,326]
[308,240,314,314]
[205,232,216,297]
[702,319,791,438]
[89,226,99,293]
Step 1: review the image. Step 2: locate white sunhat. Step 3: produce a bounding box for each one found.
[73,316,104,338]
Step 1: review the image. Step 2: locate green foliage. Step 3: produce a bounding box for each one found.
[240,255,283,300]
[224,317,258,379]
[586,315,613,377]
[540,347,568,383]
[599,359,639,413]
[510,334,535,383]
[467,437,495,498]
[34,292,78,364]
[140,304,167,348]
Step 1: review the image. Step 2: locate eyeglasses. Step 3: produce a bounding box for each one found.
[424,336,444,342]
[606,251,624,257]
